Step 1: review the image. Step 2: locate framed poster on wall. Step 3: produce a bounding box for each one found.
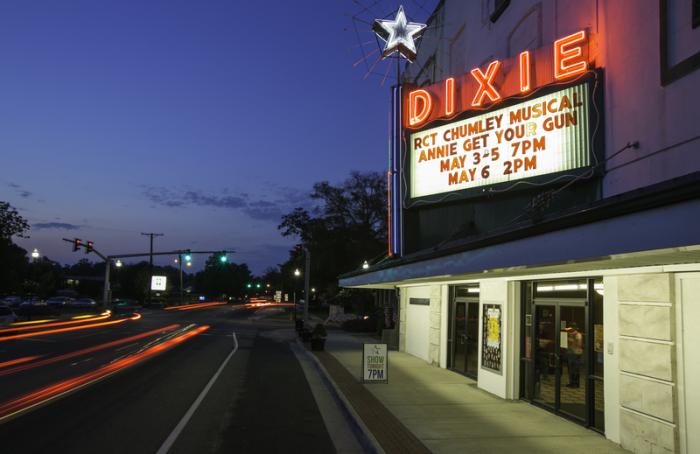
[482,304,502,373]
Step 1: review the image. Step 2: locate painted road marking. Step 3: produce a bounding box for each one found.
[155,331,239,454]
[114,342,140,352]
[0,326,208,423]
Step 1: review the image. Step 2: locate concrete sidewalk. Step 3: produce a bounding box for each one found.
[315,330,629,454]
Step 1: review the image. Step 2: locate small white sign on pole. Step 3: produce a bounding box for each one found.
[274,290,282,303]
[362,343,388,383]
[151,275,167,291]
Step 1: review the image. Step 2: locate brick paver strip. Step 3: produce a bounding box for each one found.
[314,350,432,454]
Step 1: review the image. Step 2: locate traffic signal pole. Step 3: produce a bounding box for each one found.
[63,238,110,305]
[103,262,111,306]
[63,239,233,307]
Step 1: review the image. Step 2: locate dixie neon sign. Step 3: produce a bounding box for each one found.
[406,30,591,129]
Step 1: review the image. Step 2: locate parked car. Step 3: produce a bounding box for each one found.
[0,304,18,325]
[0,296,22,308]
[70,298,97,308]
[46,296,73,309]
[111,298,138,316]
[20,297,46,308]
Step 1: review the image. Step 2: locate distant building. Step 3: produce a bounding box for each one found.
[341,1,700,453]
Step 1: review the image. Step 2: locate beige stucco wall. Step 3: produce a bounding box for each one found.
[616,273,677,454]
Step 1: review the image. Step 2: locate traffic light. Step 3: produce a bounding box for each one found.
[246,283,252,289]
[86,241,94,254]
[184,251,192,262]
[73,238,82,252]
[219,252,227,263]
[255,283,261,289]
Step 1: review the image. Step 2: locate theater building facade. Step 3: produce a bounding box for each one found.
[340,1,700,453]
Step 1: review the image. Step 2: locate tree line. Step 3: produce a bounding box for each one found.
[1,170,388,305]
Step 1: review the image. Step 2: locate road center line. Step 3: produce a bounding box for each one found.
[156,331,239,454]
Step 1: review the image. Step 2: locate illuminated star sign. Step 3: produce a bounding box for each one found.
[372,5,426,62]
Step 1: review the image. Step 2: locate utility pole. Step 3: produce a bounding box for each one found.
[141,232,164,305]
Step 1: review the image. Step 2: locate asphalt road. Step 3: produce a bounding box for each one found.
[0,305,338,454]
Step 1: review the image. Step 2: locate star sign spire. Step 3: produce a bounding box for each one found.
[372,5,427,63]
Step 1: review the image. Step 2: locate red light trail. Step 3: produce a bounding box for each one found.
[0,325,210,421]
[0,356,44,370]
[0,313,140,342]
[0,313,112,334]
[0,324,180,377]
[164,302,227,311]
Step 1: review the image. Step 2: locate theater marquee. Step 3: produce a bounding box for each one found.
[410,82,591,198]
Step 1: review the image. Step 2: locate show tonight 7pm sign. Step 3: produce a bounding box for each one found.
[409,83,591,199]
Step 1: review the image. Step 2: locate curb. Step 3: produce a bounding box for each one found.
[294,338,385,454]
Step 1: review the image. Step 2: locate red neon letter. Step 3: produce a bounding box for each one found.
[471,60,502,107]
[519,51,531,92]
[408,89,433,127]
[554,30,588,80]
[444,78,456,116]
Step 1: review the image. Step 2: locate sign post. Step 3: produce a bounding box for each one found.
[362,343,388,383]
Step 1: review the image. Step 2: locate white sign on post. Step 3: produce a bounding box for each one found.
[362,343,388,383]
[274,290,282,303]
[151,275,167,291]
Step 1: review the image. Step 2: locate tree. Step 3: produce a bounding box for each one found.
[0,240,28,294]
[0,201,30,239]
[25,258,64,297]
[194,255,254,298]
[0,202,30,294]
[278,171,387,300]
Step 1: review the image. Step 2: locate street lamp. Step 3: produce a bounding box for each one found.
[31,248,40,261]
[362,260,369,269]
[115,259,123,268]
[293,268,302,322]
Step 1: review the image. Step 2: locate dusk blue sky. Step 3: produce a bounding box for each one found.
[1,1,437,274]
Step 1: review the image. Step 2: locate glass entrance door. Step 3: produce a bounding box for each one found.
[452,302,467,374]
[533,304,556,409]
[532,302,587,421]
[465,302,479,378]
[521,279,605,430]
[559,305,587,420]
[449,298,479,379]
